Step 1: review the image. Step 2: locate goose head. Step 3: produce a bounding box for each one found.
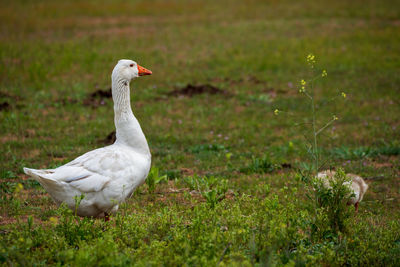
[112,59,152,82]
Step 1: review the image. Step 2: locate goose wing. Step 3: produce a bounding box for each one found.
[48,146,134,193]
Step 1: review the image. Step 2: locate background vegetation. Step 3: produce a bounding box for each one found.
[1,0,399,265]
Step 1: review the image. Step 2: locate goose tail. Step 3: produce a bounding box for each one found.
[23,167,59,190]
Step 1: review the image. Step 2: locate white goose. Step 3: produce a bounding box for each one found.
[24,59,152,219]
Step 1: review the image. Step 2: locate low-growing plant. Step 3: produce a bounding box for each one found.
[182,175,216,191]
[239,155,279,174]
[146,166,168,193]
[0,183,24,216]
[188,143,226,154]
[162,169,181,179]
[331,146,374,160]
[182,175,228,207]
[332,143,400,160]
[0,170,16,180]
[73,194,85,216]
[55,203,104,246]
[377,143,400,156]
[201,179,228,208]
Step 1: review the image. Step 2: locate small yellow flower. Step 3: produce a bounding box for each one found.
[300,79,306,85]
[299,86,306,93]
[306,54,316,68]
[288,141,294,148]
[49,217,58,225]
[322,70,327,77]
[14,183,23,193]
[274,109,279,115]
[306,54,315,62]
[225,153,232,160]
[341,92,346,98]
[333,115,338,121]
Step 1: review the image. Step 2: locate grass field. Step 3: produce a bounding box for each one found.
[1,0,400,265]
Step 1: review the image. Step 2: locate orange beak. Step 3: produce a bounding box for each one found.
[137,64,152,76]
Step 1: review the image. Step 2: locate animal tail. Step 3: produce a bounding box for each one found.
[23,167,59,190]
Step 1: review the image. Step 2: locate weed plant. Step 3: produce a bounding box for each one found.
[299,168,354,241]
[275,54,346,173]
[276,55,370,248]
[146,166,168,194]
[239,156,279,174]
[182,175,228,208]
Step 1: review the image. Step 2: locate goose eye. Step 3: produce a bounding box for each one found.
[129,64,134,67]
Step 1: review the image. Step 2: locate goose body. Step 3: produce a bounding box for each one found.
[24,59,152,218]
[317,170,369,211]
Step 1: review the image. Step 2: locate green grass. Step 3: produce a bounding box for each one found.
[1,0,400,265]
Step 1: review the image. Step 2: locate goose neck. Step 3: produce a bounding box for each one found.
[111,77,150,156]
[112,78,132,114]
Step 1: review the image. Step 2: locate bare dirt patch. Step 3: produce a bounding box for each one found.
[167,84,230,97]
[25,149,40,159]
[371,162,393,168]
[211,75,266,85]
[0,91,23,111]
[0,101,10,111]
[58,97,78,106]
[83,88,112,107]
[210,76,296,99]
[0,134,20,143]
